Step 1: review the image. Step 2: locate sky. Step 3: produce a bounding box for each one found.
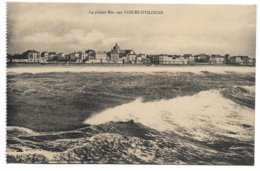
[7,3,256,57]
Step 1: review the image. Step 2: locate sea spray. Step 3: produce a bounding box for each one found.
[84,89,254,141]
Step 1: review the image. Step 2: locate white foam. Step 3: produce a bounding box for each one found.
[7,126,39,136]
[84,89,254,141]
[241,85,255,94]
[7,66,255,74]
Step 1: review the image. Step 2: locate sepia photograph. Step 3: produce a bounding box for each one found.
[6,2,256,165]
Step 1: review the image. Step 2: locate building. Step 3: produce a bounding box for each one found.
[64,54,70,61]
[109,43,136,63]
[11,58,29,63]
[147,55,160,64]
[10,53,29,63]
[21,50,41,63]
[57,53,65,61]
[136,54,146,64]
[248,58,255,66]
[110,43,120,63]
[175,57,188,64]
[96,51,108,63]
[74,52,87,63]
[230,56,249,65]
[216,56,225,64]
[120,50,136,63]
[48,52,57,61]
[159,54,172,64]
[210,54,225,64]
[85,50,96,60]
[172,55,181,58]
[230,56,242,64]
[194,54,210,63]
[242,56,250,65]
[8,54,19,63]
[224,54,231,64]
[182,54,194,64]
[110,53,120,63]
[67,52,80,62]
[171,55,188,64]
[188,57,195,64]
[182,54,193,59]
[41,51,49,60]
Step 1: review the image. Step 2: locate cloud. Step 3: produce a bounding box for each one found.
[101,36,130,47]
[7,3,256,57]
[23,32,63,44]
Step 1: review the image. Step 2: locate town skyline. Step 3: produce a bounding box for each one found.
[7,42,255,66]
[7,3,256,57]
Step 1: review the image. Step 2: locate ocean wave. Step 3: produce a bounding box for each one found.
[84,89,254,142]
[221,86,255,109]
[7,86,255,164]
[6,120,254,164]
[7,126,39,137]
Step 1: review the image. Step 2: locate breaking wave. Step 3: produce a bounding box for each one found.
[7,126,39,137]
[84,89,254,141]
[7,88,255,164]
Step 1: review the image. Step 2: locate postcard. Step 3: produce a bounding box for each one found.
[6,3,256,164]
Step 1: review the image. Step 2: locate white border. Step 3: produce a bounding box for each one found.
[2,0,260,4]
[0,1,259,171]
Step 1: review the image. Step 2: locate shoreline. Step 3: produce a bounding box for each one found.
[7,63,255,67]
[7,65,256,74]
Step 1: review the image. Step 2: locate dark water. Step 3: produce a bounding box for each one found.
[6,71,255,164]
[7,72,255,132]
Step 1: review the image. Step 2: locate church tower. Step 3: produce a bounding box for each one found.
[111,43,120,54]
